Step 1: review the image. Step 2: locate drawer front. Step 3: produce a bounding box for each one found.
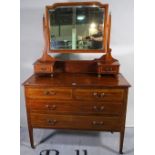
[99,65,119,74]
[74,89,124,102]
[31,114,121,131]
[26,88,72,100]
[34,64,53,73]
[29,100,122,115]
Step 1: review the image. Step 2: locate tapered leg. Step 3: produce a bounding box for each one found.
[119,130,125,154]
[28,127,35,148]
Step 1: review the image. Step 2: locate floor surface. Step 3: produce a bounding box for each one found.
[20,127,134,155]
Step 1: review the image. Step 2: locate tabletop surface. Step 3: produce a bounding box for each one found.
[23,73,130,88]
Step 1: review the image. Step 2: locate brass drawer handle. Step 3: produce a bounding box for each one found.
[93,92,105,98]
[45,104,57,110]
[47,120,57,126]
[93,106,105,112]
[93,92,99,98]
[100,106,105,111]
[44,90,56,96]
[92,121,104,126]
[93,106,98,111]
[100,93,105,97]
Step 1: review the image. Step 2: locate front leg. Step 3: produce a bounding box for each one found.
[28,127,35,149]
[119,130,125,154]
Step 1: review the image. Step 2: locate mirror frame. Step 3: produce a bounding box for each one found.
[45,2,109,53]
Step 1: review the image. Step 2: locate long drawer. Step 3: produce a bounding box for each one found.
[26,88,72,100]
[29,100,122,115]
[31,114,121,131]
[74,88,124,102]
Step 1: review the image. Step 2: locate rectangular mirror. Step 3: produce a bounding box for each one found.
[48,6,105,50]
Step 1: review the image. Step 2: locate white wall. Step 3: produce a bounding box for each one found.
[20,0,134,127]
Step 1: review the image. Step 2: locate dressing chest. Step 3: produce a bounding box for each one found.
[23,2,130,154]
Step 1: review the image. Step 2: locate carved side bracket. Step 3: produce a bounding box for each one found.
[99,14,117,63]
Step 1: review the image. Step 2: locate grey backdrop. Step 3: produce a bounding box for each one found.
[20,0,134,127]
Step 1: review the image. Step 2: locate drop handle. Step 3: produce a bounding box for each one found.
[93,92,105,98]
[93,92,100,98]
[100,93,105,97]
[93,106,98,111]
[45,104,57,110]
[92,121,104,126]
[93,106,105,112]
[44,90,56,95]
[47,120,57,126]
[100,106,105,111]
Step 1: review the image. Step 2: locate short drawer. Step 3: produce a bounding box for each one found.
[29,100,122,115]
[99,65,119,74]
[31,114,121,131]
[74,89,124,102]
[26,88,72,100]
[34,63,53,73]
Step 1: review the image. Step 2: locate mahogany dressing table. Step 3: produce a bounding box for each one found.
[23,2,130,154]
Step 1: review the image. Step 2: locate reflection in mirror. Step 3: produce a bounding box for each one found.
[49,6,104,50]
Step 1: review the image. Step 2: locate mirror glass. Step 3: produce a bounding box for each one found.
[49,6,105,50]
